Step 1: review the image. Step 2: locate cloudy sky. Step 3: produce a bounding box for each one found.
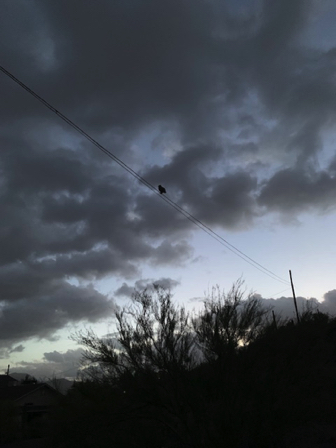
[1,0,336,378]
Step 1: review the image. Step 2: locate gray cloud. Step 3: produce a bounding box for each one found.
[142,145,258,229]
[9,345,25,354]
[259,166,336,213]
[0,282,113,344]
[43,348,83,367]
[10,348,84,380]
[44,351,65,364]
[257,295,319,320]
[1,0,336,344]
[256,292,336,320]
[115,277,180,298]
[0,141,193,343]
[321,289,336,315]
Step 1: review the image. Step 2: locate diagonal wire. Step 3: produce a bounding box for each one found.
[0,65,289,286]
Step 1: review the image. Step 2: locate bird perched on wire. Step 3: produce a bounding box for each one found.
[158,185,166,194]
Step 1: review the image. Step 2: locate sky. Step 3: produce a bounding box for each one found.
[1,0,336,379]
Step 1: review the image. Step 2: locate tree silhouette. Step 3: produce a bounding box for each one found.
[47,282,336,448]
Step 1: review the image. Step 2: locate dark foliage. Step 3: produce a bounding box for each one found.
[21,374,38,384]
[47,283,336,448]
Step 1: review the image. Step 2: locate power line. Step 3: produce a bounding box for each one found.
[0,65,289,286]
[162,197,289,284]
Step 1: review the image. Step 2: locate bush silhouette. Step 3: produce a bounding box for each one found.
[48,283,336,448]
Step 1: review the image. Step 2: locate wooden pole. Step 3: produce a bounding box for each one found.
[272,310,277,329]
[289,270,300,324]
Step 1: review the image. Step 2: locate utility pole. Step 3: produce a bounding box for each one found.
[289,270,300,324]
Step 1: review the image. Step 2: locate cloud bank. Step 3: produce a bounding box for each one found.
[1,0,336,346]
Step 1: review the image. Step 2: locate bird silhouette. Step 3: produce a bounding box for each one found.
[158,185,166,194]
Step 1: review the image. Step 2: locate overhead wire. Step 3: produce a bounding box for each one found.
[0,65,289,286]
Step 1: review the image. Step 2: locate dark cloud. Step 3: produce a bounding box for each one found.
[43,348,83,366]
[142,145,258,229]
[11,348,83,379]
[151,240,193,265]
[1,0,336,345]
[44,351,65,364]
[0,141,193,343]
[115,277,180,298]
[9,345,25,354]
[0,282,113,344]
[259,166,336,213]
[0,344,25,360]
